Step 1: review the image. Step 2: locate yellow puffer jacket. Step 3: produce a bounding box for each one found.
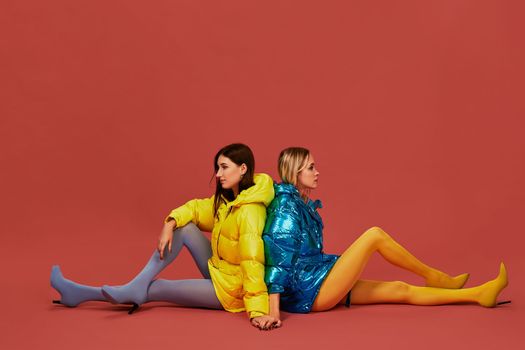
[165,173,274,318]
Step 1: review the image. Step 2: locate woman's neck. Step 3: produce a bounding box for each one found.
[297,186,310,203]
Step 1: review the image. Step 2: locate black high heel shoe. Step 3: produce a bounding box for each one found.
[497,300,511,305]
[128,303,139,314]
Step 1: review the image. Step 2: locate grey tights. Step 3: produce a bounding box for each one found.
[51,223,222,309]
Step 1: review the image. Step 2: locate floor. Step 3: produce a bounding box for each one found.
[2,228,522,350]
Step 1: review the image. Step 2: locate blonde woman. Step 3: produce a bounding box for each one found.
[259,147,509,329]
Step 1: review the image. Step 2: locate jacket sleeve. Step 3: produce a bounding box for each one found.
[237,203,269,319]
[165,196,215,233]
[262,203,300,294]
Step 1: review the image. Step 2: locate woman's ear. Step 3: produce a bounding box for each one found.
[240,163,247,175]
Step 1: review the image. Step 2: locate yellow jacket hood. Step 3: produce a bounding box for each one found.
[228,173,275,208]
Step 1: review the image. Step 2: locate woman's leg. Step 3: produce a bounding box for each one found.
[50,265,106,307]
[346,263,507,308]
[312,226,468,310]
[102,223,212,305]
[146,279,223,310]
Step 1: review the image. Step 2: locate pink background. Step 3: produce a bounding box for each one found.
[1,0,524,349]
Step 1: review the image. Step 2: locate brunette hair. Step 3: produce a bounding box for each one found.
[278,147,310,186]
[213,143,255,217]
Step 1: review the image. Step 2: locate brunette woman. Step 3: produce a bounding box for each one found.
[51,143,279,329]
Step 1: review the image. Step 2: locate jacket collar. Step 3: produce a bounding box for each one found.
[226,173,275,209]
[274,182,323,210]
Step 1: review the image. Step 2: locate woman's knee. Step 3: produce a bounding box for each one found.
[178,222,198,231]
[175,222,199,236]
[362,226,388,242]
[390,281,411,301]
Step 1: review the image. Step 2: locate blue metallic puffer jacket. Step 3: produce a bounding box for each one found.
[262,183,339,313]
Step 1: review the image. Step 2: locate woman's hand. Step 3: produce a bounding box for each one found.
[158,220,177,259]
[250,315,282,331]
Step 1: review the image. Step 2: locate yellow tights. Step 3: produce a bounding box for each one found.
[311,227,508,311]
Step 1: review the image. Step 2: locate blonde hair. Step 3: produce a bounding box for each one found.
[278,147,310,186]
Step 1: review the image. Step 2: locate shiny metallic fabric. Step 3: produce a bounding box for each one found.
[263,183,338,313]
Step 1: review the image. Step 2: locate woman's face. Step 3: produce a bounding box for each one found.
[297,153,319,190]
[216,155,246,190]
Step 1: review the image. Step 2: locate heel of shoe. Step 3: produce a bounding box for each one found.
[128,303,139,314]
[344,291,351,308]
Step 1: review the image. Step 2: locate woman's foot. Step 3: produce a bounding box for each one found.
[50,265,106,307]
[478,263,509,308]
[425,271,470,289]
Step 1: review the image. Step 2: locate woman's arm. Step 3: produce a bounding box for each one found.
[263,204,301,295]
[269,293,281,320]
[159,196,214,259]
[250,293,281,330]
[237,204,269,320]
[259,202,302,328]
[165,196,215,232]
[158,219,177,259]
